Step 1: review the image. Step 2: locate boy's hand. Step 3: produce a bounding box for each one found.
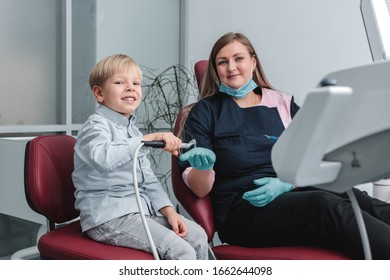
[159,206,188,237]
[144,132,182,156]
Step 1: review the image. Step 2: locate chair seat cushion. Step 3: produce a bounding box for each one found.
[213,244,349,260]
[38,221,154,260]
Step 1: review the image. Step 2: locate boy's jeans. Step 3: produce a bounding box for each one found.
[85,212,209,260]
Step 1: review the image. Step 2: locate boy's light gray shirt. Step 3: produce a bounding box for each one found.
[72,105,173,232]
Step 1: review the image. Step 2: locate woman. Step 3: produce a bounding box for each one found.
[179,32,390,259]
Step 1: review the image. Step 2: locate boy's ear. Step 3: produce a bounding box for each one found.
[92,86,104,103]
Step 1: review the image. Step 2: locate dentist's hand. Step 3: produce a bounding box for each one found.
[179,147,216,171]
[242,177,293,207]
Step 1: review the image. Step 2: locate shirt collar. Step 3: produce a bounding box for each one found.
[96,104,136,126]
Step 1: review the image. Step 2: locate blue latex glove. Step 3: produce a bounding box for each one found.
[242,177,294,207]
[179,147,216,171]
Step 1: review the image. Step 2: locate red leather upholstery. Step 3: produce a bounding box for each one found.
[24,135,154,260]
[194,60,208,90]
[171,105,215,241]
[38,222,153,260]
[212,245,349,260]
[25,135,79,225]
[170,60,350,260]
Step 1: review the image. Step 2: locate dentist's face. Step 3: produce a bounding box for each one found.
[93,68,142,118]
[215,41,256,89]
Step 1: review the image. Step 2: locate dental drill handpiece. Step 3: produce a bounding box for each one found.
[143,139,196,149]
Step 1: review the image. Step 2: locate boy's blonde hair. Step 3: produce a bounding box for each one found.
[89,54,142,89]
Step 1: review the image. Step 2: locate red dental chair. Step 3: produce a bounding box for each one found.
[24,135,154,259]
[170,60,349,259]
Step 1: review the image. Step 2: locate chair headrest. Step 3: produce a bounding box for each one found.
[25,135,79,224]
[194,60,208,91]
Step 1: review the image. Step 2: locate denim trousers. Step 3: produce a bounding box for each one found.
[85,212,209,260]
[218,187,390,259]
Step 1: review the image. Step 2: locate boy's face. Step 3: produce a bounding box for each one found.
[93,68,142,118]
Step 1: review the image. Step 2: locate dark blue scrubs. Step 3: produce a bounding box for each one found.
[182,87,299,223]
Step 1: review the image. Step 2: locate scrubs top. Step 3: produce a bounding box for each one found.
[181,87,300,223]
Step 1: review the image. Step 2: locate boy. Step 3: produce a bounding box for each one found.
[72,54,208,260]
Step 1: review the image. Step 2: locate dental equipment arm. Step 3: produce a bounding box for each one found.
[271,60,390,192]
[271,60,390,260]
[271,86,351,189]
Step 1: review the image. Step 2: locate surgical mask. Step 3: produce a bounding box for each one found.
[219,78,257,99]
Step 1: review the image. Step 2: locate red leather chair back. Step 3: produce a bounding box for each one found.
[24,135,154,259]
[171,105,215,243]
[173,60,214,240]
[25,135,78,228]
[194,60,208,91]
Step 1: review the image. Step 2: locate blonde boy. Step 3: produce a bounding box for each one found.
[72,54,208,259]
